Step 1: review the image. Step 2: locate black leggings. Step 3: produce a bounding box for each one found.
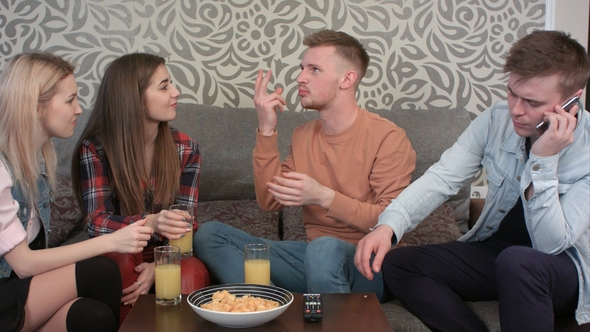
[65,257,121,332]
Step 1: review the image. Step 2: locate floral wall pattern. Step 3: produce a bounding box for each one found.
[1,0,546,114]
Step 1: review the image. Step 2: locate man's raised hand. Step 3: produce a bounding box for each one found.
[253,69,286,136]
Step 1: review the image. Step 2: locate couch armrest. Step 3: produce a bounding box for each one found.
[468,198,485,229]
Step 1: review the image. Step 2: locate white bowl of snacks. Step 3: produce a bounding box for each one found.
[187,283,294,328]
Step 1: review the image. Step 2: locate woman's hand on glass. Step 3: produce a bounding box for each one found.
[146,210,191,239]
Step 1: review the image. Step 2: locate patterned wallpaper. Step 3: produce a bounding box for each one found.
[1,0,545,114]
[1,0,547,188]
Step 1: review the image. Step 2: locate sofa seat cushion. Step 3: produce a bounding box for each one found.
[197,200,280,241]
[382,300,501,332]
[403,203,462,246]
[280,203,461,245]
[49,175,83,247]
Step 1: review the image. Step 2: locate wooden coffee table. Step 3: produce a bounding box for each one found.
[119,292,393,331]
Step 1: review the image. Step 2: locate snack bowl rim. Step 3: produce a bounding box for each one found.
[187,283,294,328]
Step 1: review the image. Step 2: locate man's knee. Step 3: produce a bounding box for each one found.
[195,220,222,239]
[382,246,413,276]
[305,237,353,274]
[495,246,537,282]
[194,221,228,249]
[307,236,346,251]
[306,237,352,262]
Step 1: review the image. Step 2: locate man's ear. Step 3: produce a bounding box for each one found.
[340,70,358,90]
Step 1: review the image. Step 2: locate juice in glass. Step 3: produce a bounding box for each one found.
[154,245,181,305]
[244,259,271,285]
[244,243,271,285]
[168,227,193,258]
[155,263,181,300]
[168,204,194,258]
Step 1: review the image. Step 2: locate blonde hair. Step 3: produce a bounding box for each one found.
[0,52,75,206]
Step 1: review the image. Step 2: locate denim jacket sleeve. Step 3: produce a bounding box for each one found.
[521,134,590,254]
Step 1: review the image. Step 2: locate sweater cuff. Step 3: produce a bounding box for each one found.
[254,129,279,155]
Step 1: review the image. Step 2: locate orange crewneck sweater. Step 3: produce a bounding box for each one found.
[253,108,416,244]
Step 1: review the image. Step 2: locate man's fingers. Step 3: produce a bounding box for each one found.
[261,69,273,93]
[267,183,298,199]
[279,172,305,180]
[267,99,285,113]
[354,240,373,279]
[254,69,273,97]
[254,69,263,94]
[371,245,388,274]
[360,249,374,280]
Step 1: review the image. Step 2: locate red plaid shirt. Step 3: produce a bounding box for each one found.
[78,129,200,244]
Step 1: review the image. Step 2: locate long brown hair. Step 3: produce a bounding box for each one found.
[0,52,75,206]
[72,53,180,215]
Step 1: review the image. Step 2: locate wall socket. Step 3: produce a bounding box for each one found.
[470,186,488,199]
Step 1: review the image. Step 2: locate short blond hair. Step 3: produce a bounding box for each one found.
[303,30,370,86]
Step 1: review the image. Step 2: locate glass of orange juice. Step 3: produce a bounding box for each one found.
[168,204,194,258]
[244,243,270,285]
[155,245,181,305]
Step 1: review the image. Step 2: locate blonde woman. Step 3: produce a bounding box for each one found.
[0,52,152,332]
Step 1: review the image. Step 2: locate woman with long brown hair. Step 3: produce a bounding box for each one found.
[72,53,209,319]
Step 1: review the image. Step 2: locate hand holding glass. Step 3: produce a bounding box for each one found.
[155,245,182,305]
[244,243,271,285]
[168,204,194,258]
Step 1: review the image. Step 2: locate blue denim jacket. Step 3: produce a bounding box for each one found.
[379,101,590,324]
[0,155,52,278]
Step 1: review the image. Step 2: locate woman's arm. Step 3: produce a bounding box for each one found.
[4,219,153,278]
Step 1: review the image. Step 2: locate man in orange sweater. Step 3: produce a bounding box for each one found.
[194,30,415,302]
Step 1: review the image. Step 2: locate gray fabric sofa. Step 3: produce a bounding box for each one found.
[50,104,584,331]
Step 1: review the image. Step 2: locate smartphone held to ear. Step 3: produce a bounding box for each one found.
[535,96,579,138]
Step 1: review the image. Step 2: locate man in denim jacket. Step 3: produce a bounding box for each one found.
[355,30,590,331]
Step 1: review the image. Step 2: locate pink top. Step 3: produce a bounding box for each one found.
[0,160,29,256]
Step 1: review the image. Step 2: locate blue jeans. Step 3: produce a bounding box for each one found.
[194,221,389,302]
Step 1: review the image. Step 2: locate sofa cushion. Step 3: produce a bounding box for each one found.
[382,300,501,332]
[197,200,280,241]
[403,203,462,246]
[49,175,83,247]
[280,206,308,242]
[279,203,461,245]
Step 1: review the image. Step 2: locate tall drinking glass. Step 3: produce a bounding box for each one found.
[244,243,271,285]
[168,204,194,258]
[155,245,181,305]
